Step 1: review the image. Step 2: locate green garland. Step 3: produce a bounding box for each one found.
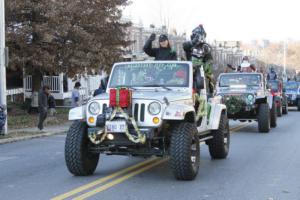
[225,96,245,114]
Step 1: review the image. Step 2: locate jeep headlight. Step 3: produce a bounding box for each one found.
[88,102,101,115]
[148,102,161,115]
[292,94,297,100]
[246,94,255,105]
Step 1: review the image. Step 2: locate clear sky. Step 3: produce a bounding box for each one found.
[123,0,300,42]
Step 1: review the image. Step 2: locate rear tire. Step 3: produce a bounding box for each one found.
[282,102,288,115]
[170,122,200,180]
[277,100,282,117]
[257,103,270,133]
[270,102,277,128]
[65,121,99,176]
[297,99,300,111]
[208,112,230,159]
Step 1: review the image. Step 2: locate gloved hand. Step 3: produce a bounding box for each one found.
[149,33,156,41]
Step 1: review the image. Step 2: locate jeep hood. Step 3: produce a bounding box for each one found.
[217,87,260,95]
[93,90,191,103]
[285,89,299,94]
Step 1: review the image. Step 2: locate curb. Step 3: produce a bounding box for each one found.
[0,130,67,145]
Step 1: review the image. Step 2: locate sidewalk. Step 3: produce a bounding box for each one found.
[0,122,71,145]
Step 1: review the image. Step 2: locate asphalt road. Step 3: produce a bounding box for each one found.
[0,109,300,200]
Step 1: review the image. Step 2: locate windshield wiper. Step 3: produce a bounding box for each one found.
[112,86,137,90]
[142,84,172,91]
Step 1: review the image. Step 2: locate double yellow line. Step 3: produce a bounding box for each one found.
[230,121,254,133]
[51,157,166,200]
[52,122,252,200]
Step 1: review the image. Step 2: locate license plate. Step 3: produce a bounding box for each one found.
[105,121,127,133]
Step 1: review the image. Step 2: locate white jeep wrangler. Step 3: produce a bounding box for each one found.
[65,61,229,180]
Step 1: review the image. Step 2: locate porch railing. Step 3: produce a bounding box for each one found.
[24,75,60,92]
[43,76,60,92]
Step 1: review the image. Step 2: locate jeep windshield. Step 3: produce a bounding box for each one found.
[285,82,299,90]
[219,74,261,87]
[109,63,189,88]
[268,80,279,92]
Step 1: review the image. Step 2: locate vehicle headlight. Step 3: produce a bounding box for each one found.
[247,94,254,101]
[88,102,101,115]
[292,94,297,100]
[148,102,161,115]
[246,94,255,104]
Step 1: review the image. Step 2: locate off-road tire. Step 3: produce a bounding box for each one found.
[170,122,200,180]
[65,121,99,176]
[277,100,282,117]
[258,103,270,133]
[270,101,277,128]
[208,112,230,159]
[282,102,288,115]
[297,99,300,111]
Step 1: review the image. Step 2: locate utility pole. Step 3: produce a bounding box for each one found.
[283,39,287,81]
[0,0,7,134]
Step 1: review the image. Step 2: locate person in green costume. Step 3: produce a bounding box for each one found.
[183,24,214,96]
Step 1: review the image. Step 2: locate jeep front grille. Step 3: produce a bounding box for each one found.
[223,94,247,102]
[134,103,146,122]
[102,103,107,114]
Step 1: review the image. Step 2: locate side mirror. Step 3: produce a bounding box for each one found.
[196,76,205,90]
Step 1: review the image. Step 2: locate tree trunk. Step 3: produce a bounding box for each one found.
[32,70,43,92]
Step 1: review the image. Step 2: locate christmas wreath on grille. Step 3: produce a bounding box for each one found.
[225,96,245,114]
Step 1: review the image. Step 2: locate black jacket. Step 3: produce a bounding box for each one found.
[48,95,56,109]
[93,88,105,97]
[143,39,177,61]
[38,90,48,111]
[183,41,213,62]
[0,105,6,130]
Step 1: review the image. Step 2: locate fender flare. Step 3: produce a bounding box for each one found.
[162,104,195,121]
[68,106,86,121]
[209,103,227,130]
[267,95,274,109]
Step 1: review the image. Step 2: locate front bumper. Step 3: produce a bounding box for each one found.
[87,127,154,146]
[286,94,299,106]
[227,105,257,120]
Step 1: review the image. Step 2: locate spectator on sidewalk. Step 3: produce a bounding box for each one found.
[0,105,6,134]
[93,82,105,97]
[72,82,81,107]
[38,85,50,131]
[48,93,56,116]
